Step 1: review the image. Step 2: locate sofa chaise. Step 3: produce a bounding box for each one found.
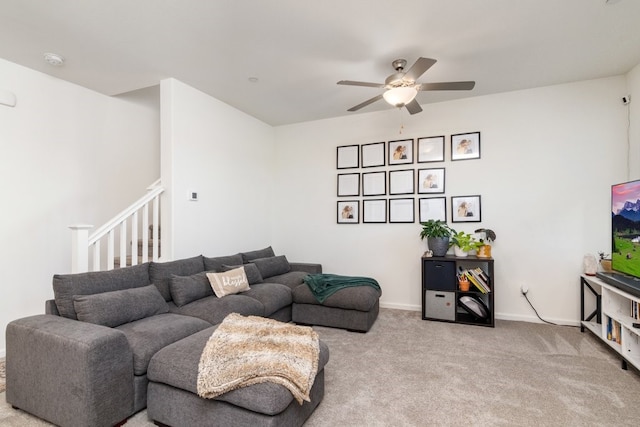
[5,247,381,427]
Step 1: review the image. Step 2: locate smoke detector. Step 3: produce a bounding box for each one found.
[44,52,65,66]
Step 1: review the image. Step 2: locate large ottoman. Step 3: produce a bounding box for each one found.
[291,284,381,332]
[146,325,329,427]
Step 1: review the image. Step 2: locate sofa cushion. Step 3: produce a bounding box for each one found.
[240,246,276,263]
[116,313,211,375]
[207,267,251,298]
[73,284,169,328]
[169,272,214,307]
[292,283,381,311]
[203,254,244,272]
[53,262,151,320]
[149,256,205,301]
[169,295,265,325]
[252,255,291,279]
[221,263,263,285]
[241,283,293,317]
[147,326,330,415]
[264,270,309,290]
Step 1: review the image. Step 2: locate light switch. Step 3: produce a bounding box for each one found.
[189,191,198,201]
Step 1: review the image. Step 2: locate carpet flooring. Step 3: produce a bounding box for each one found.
[2,308,640,426]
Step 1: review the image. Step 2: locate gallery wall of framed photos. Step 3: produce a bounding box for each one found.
[336,132,481,224]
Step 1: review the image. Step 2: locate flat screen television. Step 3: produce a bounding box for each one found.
[597,179,640,298]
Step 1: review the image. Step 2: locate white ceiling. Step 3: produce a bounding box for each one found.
[1,0,639,126]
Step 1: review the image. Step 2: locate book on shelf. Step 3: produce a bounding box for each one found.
[470,268,491,292]
[607,318,622,344]
[463,271,487,293]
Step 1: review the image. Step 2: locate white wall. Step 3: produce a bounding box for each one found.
[628,63,640,179]
[272,76,629,325]
[0,58,159,356]
[160,79,276,259]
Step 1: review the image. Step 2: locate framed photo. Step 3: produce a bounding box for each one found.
[361,142,385,168]
[417,136,445,163]
[337,173,360,197]
[337,145,359,169]
[417,168,445,194]
[451,195,481,222]
[337,200,359,224]
[389,169,415,195]
[389,198,415,223]
[419,197,447,223]
[363,199,387,223]
[362,171,386,196]
[388,139,414,165]
[451,132,480,161]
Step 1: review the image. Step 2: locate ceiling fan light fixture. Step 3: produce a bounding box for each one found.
[383,86,417,108]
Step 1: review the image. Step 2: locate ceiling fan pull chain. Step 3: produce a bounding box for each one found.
[398,107,404,134]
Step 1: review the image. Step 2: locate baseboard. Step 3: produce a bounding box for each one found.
[0,349,5,359]
[380,302,421,312]
[495,312,580,327]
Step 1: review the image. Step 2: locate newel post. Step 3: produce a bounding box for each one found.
[69,224,93,273]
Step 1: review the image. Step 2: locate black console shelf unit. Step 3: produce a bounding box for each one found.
[421,255,494,327]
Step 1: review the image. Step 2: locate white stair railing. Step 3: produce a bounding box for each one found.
[69,180,164,273]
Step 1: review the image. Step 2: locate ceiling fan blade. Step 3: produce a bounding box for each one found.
[347,94,384,112]
[404,57,437,81]
[405,99,423,115]
[418,81,476,91]
[337,80,385,88]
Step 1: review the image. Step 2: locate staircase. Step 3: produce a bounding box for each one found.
[69,180,164,273]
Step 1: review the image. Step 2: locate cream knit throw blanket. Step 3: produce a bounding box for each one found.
[196,313,320,404]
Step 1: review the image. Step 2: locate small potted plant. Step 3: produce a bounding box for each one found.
[419,220,453,257]
[450,230,483,257]
[474,228,496,258]
[598,251,612,272]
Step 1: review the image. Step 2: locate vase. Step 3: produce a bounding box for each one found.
[600,259,613,273]
[427,237,450,257]
[477,244,492,258]
[453,245,468,257]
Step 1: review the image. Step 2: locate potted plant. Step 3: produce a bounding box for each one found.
[419,220,453,257]
[474,228,496,258]
[450,230,483,257]
[598,251,612,272]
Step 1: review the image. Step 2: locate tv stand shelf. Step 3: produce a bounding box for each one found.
[580,274,640,371]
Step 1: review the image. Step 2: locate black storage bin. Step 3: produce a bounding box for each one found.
[422,260,456,291]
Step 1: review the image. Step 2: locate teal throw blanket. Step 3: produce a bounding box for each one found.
[303,274,381,303]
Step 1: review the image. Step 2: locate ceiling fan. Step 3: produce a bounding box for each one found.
[337,57,475,115]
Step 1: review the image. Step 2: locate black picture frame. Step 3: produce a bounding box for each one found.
[337,200,359,224]
[419,197,447,223]
[389,198,415,223]
[362,171,386,196]
[337,173,360,197]
[363,199,387,223]
[417,168,445,194]
[451,132,481,161]
[337,144,359,169]
[361,142,385,168]
[451,195,481,222]
[388,139,414,165]
[389,169,415,195]
[417,136,445,163]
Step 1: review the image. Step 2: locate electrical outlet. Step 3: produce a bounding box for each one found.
[521,284,529,295]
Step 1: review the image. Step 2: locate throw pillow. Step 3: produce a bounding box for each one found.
[73,285,169,328]
[207,267,251,298]
[252,255,291,279]
[203,253,244,272]
[169,272,214,307]
[221,263,263,285]
[240,246,276,263]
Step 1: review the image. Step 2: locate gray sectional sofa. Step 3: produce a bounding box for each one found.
[5,247,381,427]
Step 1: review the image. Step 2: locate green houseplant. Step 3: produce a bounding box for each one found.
[420,220,453,257]
[450,230,483,257]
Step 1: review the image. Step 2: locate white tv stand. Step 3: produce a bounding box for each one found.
[581,274,640,371]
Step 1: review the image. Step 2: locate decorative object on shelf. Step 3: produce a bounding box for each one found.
[451,131,481,161]
[450,230,483,257]
[419,219,453,256]
[458,275,470,291]
[475,228,496,258]
[451,195,481,223]
[598,251,613,272]
[423,250,433,257]
[583,254,598,276]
